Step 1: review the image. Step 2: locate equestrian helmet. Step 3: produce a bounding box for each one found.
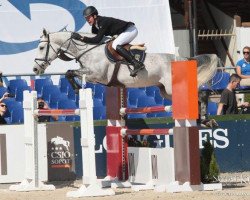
[83,6,98,17]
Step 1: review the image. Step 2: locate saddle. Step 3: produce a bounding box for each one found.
[105,41,147,64]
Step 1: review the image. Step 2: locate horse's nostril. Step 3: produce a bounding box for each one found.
[33,68,38,72]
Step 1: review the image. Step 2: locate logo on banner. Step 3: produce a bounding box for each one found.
[0,0,86,55]
[124,128,230,149]
[49,136,72,168]
[199,128,229,149]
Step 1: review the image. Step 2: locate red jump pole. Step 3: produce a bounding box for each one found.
[121,128,173,136]
[34,109,79,116]
[120,106,171,115]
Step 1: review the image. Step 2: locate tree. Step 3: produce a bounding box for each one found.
[200,135,220,183]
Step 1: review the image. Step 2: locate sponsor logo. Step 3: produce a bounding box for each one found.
[49,136,72,168]
[94,128,230,154]
[199,128,229,149]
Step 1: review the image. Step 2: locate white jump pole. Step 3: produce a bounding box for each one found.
[10,90,55,191]
[67,88,115,197]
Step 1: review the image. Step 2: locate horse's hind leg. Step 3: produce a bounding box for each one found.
[65,69,82,93]
[158,84,172,100]
[198,90,209,121]
[198,90,218,128]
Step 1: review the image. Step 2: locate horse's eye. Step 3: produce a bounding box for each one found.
[39,46,44,50]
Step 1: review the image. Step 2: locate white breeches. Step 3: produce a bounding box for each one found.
[112,25,138,50]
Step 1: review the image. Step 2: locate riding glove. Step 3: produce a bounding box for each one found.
[72,32,83,41]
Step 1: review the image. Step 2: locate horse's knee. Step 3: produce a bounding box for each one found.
[66,70,75,78]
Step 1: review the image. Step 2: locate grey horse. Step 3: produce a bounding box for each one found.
[33,29,222,123]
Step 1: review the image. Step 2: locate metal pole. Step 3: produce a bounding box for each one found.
[1,72,66,77]
[193,0,198,56]
[188,0,194,57]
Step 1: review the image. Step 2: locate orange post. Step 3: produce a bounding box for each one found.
[171,60,199,120]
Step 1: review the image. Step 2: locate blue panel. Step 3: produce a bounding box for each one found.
[15,86,32,102]
[74,126,107,178]
[207,102,218,116]
[145,86,158,97]
[0,87,7,97]
[35,78,53,96]
[8,79,28,95]
[211,72,230,90]
[137,96,157,107]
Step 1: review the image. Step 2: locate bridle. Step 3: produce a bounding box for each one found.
[34,34,60,71]
[34,32,110,71]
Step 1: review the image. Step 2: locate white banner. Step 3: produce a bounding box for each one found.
[0,0,175,75]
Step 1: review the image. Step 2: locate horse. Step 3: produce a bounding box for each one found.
[33,29,222,124]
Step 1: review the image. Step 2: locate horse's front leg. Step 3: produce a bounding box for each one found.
[65,69,85,93]
[198,90,209,121]
[198,90,218,128]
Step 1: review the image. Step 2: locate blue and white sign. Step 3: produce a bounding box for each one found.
[0,0,175,75]
[1,0,86,55]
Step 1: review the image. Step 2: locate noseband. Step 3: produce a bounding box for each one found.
[34,34,60,70]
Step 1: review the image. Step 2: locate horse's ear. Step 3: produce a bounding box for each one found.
[43,28,47,36]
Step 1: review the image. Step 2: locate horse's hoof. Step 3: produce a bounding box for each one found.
[210,119,219,127]
[130,72,137,77]
[201,119,219,128]
[74,89,79,94]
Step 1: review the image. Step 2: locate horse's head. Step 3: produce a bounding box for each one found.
[33,29,60,75]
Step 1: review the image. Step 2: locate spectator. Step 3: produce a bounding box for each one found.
[37,97,58,122]
[0,71,3,87]
[217,74,249,115]
[236,46,250,79]
[0,92,10,124]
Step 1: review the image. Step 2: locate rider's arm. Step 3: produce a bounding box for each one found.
[82,27,107,44]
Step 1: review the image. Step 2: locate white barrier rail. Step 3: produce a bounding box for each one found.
[9,89,115,197]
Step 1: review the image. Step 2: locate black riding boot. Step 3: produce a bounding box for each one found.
[116,45,145,77]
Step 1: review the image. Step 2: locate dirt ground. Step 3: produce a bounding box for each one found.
[0,178,250,200]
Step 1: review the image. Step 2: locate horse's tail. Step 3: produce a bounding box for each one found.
[194,54,219,87]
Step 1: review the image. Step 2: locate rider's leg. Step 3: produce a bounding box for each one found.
[116,45,145,77]
[112,25,145,77]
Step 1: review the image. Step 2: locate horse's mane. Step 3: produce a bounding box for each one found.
[48,31,110,43]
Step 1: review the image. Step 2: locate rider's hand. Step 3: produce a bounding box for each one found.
[72,32,83,41]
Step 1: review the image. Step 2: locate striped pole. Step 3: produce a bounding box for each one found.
[34,109,80,116]
[120,106,172,115]
[121,128,173,137]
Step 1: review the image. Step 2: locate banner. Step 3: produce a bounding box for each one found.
[0,0,175,75]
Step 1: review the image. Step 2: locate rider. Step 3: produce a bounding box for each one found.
[72,6,145,77]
